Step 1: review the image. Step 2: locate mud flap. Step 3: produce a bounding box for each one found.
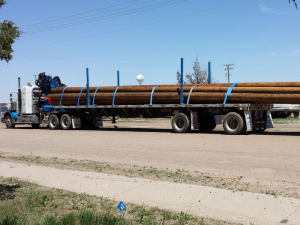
[214,115,222,125]
[190,111,199,130]
[244,110,253,132]
[95,119,103,128]
[72,117,81,129]
[266,111,274,129]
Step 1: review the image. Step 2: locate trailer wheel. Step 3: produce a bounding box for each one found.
[60,114,72,130]
[294,112,299,118]
[5,115,15,128]
[49,114,61,130]
[199,115,216,132]
[172,113,190,133]
[223,112,245,135]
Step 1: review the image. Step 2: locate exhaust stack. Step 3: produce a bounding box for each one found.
[18,77,22,114]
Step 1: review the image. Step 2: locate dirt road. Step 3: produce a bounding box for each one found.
[1,121,300,185]
[1,121,300,224]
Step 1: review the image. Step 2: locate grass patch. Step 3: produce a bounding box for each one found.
[272,118,300,124]
[0,177,229,225]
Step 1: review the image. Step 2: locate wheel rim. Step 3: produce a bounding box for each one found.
[62,117,69,127]
[174,117,184,129]
[49,117,56,127]
[6,118,11,127]
[226,116,238,131]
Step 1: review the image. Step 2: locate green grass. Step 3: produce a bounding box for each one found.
[272,118,300,124]
[0,177,231,225]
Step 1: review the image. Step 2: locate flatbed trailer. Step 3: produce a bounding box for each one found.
[2,74,274,135]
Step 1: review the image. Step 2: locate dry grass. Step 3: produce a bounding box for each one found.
[1,152,299,199]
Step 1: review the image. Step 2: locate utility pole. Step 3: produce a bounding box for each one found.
[224,64,233,83]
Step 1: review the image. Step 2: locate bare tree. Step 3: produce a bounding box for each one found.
[176,56,210,85]
[185,56,208,84]
[289,0,298,9]
[176,71,186,85]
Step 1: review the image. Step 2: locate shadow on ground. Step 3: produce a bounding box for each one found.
[0,183,20,201]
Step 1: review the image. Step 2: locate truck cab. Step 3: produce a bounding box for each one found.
[3,81,45,128]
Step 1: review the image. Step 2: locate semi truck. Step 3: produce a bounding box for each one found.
[1,73,274,135]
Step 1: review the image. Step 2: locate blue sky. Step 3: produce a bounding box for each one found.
[0,0,299,102]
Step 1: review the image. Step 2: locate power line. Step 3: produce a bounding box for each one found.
[23,0,186,35]
[224,64,234,83]
[21,0,162,30]
[21,0,139,28]
[16,0,246,50]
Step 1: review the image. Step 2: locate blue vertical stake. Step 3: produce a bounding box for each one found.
[86,68,91,106]
[208,62,211,84]
[180,58,184,105]
[117,71,120,86]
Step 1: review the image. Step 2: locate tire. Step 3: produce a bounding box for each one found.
[198,115,216,132]
[31,124,40,129]
[5,115,15,128]
[294,112,299,118]
[48,114,61,130]
[60,114,73,130]
[223,112,245,135]
[171,113,190,133]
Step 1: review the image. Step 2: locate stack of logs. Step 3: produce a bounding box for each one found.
[47,82,300,106]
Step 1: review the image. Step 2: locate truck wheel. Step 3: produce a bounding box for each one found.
[294,112,299,118]
[199,115,216,132]
[172,113,190,133]
[5,115,15,128]
[49,114,61,130]
[223,112,245,135]
[60,114,72,130]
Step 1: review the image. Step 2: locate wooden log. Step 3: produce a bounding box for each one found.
[50,82,300,94]
[49,92,300,105]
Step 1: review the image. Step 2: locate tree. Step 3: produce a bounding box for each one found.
[289,0,298,9]
[0,1,22,63]
[176,56,210,85]
[185,56,208,84]
[176,71,186,85]
[0,0,6,8]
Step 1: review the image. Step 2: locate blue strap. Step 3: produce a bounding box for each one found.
[93,86,100,106]
[112,86,119,106]
[59,87,67,106]
[223,83,238,105]
[186,84,199,105]
[77,87,85,110]
[150,85,161,105]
